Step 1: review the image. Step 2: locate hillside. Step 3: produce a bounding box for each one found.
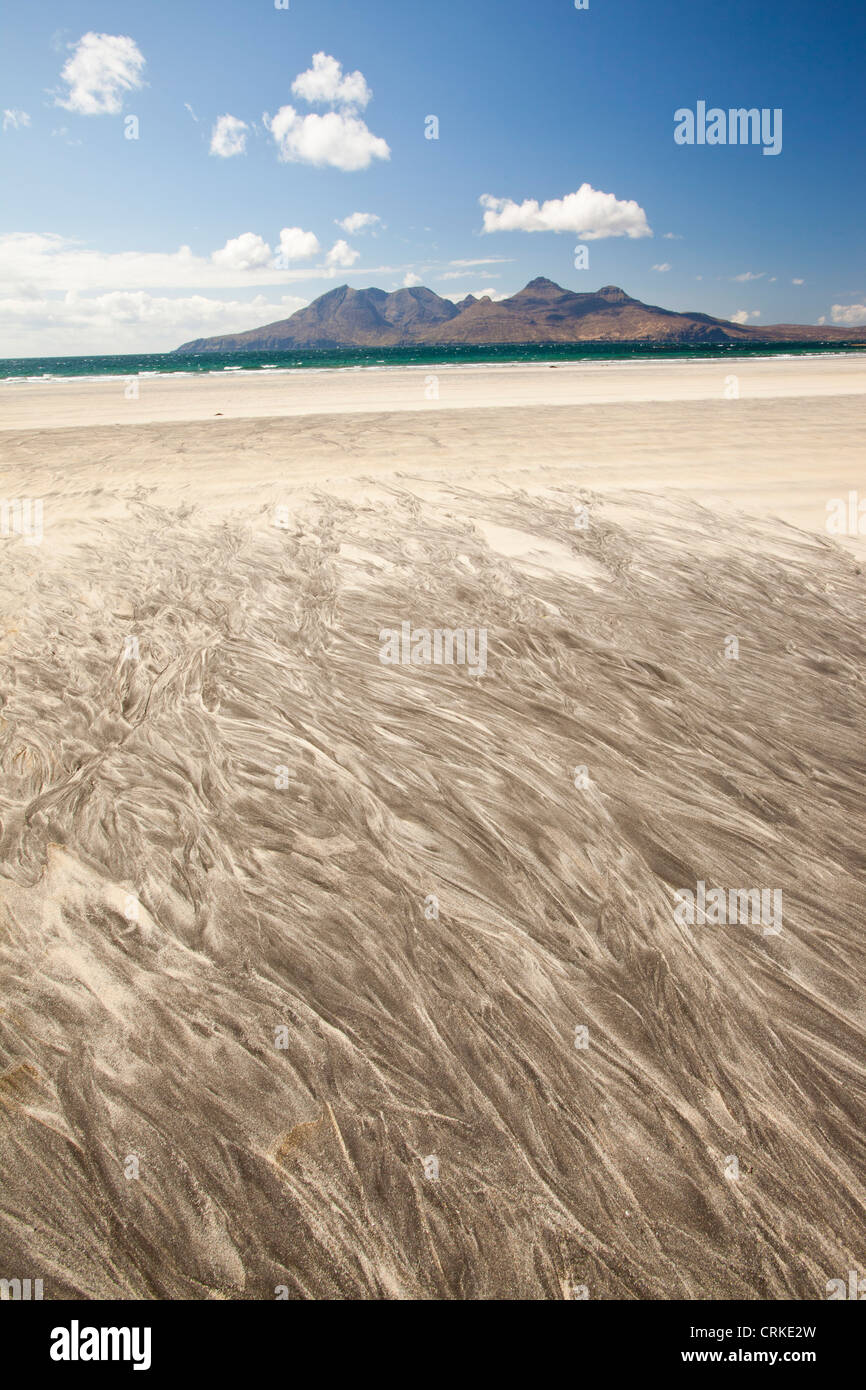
[175,278,866,352]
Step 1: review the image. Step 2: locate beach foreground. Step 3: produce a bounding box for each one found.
[0,360,864,1298]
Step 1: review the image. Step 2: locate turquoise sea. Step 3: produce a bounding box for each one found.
[1,341,863,381]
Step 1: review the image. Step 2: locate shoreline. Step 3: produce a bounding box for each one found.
[1,355,864,431]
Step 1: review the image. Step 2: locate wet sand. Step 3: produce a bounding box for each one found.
[0,360,864,1298]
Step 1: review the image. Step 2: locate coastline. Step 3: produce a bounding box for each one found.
[1,354,865,431]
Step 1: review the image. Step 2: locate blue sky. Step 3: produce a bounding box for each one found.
[1,0,864,354]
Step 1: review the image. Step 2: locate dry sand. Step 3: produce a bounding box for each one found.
[0,358,864,1299]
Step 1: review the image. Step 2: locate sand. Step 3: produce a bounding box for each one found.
[0,358,864,1299]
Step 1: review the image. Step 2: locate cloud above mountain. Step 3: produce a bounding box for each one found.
[480,185,651,239]
[830,303,866,326]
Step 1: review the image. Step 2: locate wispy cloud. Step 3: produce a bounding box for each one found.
[336,212,381,235]
[210,114,249,158]
[2,109,31,132]
[54,32,146,116]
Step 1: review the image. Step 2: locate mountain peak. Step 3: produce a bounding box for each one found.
[174,276,860,353]
[597,285,630,303]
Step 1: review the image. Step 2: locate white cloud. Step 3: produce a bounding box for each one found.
[0,231,363,294]
[792,278,805,285]
[652,263,671,272]
[265,106,389,171]
[448,257,513,267]
[2,109,31,132]
[0,289,309,356]
[292,53,371,110]
[211,233,272,271]
[55,32,145,116]
[275,227,321,262]
[663,232,682,240]
[50,126,82,146]
[402,272,423,288]
[210,114,249,158]
[480,185,651,240]
[439,270,502,281]
[442,287,506,303]
[732,271,765,282]
[730,310,761,324]
[830,304,866,326]
[337,211,381,234]
[184,103,199,123]
[326,239,360,269]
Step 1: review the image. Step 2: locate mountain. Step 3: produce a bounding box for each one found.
[175,278,866,351]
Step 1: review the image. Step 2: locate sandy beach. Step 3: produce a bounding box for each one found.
[1,358,865,1299]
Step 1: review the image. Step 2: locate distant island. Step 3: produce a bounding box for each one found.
[175,278,866,353]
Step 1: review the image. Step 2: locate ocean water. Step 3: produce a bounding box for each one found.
[1,340,863,381]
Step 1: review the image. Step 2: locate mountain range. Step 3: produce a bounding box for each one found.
[175,278,866,352]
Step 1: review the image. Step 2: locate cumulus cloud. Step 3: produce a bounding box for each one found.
[265,52,388,171]
[663,232,682,240]
[479,185,651,240]
[211,233,273,271]
[325,239,360,269]
[275,227,321,262]
[730,310,761,324]
[2,109,31,132]
[0,289,309,356]
[792,278,805,285]
[210,114,249,158]
[337,211,381,235]
[292,53,371,109]
[830,304,866,326]
[402,272,423,288]
[732,271,765,282]
[265,106,389,171]
[55,32,146,116]
[652,263,671,272]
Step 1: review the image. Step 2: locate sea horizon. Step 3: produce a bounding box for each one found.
[2,339,864,382]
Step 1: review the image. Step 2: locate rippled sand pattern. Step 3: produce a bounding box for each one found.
[1,456,865,1298]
